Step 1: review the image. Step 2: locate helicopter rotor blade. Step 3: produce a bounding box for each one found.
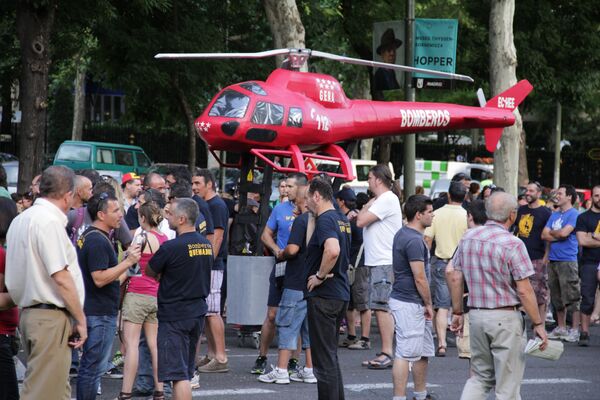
[310,50,474,83]
[155,49,293,60]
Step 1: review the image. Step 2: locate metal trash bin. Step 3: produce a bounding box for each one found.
[226,255,274,325]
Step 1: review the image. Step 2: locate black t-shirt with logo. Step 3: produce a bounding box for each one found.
[284,212,309,291]
[77,227,120,316]
[193,194,214,236]
[515,205,552,260]
[149,231,213,321]
[575,209,600,264]
[207,196,229,270]
[304,209,351,301]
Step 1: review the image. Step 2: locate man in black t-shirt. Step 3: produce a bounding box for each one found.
[575,185,600,346]
[515,182,552,323]
[147,198,212,399]
[258,190,317,385]
[305,179,351,400]
[76,193,141,400]
[193,169,230,373]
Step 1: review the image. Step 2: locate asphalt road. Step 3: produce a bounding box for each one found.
[51,320,600,400]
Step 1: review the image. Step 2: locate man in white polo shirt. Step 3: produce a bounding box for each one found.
[357,164,403,369]
[6,166,87,400]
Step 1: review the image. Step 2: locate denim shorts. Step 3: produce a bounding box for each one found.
[430,257,451,309]
[276,289,310,350]
[157,318,204,382]
[368,264,394,311]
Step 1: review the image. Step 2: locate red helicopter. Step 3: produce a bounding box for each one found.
[156,48,532,181]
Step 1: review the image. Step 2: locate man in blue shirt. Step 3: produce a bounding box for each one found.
[251,173,308,375]
[542,184,581,342]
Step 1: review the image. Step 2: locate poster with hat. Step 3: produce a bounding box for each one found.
[373,21,406,91]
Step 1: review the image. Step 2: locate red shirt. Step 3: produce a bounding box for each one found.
[127,231,168,297]
[0,247,18,335]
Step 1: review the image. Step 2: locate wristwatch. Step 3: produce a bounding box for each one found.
[315,273,326,281]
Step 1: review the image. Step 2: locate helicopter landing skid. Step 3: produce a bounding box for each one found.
[249,144,355,181]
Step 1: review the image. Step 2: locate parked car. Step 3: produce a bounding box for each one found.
[53,140,152,176]
[1,160,18,194]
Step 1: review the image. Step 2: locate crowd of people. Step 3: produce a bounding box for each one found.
[0,161,598,400]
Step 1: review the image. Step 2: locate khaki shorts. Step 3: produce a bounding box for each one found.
[548,261,581,311]
[122,292,158,324]
[530,259,549,306]
[349,266,370,311]
[457,312,471,359]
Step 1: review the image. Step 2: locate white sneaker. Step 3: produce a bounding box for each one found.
[96,382,101,395]
[290,367,317,383]
[258,366,290,384]
[564,328,580,343]
[190,371,200,389]
[547,326,568,340]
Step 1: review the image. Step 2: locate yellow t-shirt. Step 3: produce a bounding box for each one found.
[424,204,468,259]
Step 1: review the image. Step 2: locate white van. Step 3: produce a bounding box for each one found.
[314,159,395,193]
[401,160,493,196]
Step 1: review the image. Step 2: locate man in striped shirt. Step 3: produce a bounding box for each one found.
[448,192,547,400]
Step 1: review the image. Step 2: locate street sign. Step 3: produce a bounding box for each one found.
[412,19,458,89]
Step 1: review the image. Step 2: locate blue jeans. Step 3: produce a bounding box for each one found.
[76,315,117,400]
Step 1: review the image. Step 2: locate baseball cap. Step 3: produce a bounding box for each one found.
[334,187,357,203]
[122,172,140,185]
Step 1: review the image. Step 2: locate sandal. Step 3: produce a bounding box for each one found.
[367,352,393,369]
[436,345,447,357]
[116,392,132,400]
[153,390,165,400]
[362,352,384,367]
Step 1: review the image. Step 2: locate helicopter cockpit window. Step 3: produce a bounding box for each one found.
[251,101,284,125]
[240,82,267,96]
[287,107,303,128]
[208,90,250,118]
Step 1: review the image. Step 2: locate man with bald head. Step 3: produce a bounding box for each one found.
[448,192,548,400]
[72,175,93,210]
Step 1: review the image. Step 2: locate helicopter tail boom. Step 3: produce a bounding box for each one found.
[483,80,533,152]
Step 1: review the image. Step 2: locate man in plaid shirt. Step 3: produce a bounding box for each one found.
[448,191,548,400]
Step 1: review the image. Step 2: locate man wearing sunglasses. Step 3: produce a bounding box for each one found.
[76,192,142,399]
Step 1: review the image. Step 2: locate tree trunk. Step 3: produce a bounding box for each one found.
[518,128,529,186]
[71,64,86,141]
[489,0,521,196]
[0,82,12,137]
[171,76,197,172]
[263,0,305,68]
[16,1,55,193]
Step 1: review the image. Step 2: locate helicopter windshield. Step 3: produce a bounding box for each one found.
[251,101,284,125]
[240,82,266,96]
[208,90,250,118]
